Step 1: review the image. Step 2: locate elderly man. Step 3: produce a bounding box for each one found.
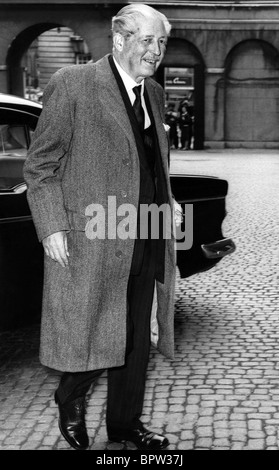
[24,4,177,450]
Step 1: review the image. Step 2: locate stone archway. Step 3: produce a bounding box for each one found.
[6,23,61,97]
[6,23,91,99]
[157,37,205,150]
[225,39,279,148]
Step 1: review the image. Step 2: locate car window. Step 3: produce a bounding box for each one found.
[0,124,27,157]
[0,103,40,190]
[0,124,27,189]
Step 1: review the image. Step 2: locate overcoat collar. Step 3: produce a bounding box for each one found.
[95,54,168,162]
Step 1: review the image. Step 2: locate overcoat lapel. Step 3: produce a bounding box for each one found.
[95,56,169,172]
[145,79,170,174]
[96,55,139,153]
[106,54,147,163]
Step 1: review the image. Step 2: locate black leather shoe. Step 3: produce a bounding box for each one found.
[54,391,89,450]
[108,425,169,450]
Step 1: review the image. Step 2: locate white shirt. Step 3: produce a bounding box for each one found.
[113,57,151,129]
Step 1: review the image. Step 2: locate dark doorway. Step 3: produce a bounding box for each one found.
[157,63,204,150]
[156,37,205,150]
[225,39,279,149]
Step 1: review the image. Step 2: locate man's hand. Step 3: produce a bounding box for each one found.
[42,231,69,268]
[173,200,183,227]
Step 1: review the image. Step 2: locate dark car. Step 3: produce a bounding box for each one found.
[0,93,235,330]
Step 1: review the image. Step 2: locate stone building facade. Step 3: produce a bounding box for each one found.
[1,0,279,149]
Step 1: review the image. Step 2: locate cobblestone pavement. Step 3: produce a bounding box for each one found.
[0,149,279,451]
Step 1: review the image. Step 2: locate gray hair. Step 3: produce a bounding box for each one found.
[112,3,172,38]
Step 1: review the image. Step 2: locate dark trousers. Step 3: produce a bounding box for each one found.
[56,239,156,432]
[169,125,178,149]
[180,125,189,149]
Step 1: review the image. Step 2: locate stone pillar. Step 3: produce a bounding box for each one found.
[0,65,8,93]
[204,68,225,149]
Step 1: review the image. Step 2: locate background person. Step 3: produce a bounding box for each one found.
[165,103,178,149]
[179,104,193,150]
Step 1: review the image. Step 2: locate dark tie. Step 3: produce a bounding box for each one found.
[132,85,145,132]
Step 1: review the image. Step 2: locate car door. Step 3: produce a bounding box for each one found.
[0,104,43,330]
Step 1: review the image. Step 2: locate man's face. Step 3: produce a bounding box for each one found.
[116,16,168,83]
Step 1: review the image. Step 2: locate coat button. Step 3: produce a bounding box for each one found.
[122,158,130,166]
[115,250,123,259]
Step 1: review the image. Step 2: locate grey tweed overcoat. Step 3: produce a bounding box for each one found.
[23,54,176,372]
